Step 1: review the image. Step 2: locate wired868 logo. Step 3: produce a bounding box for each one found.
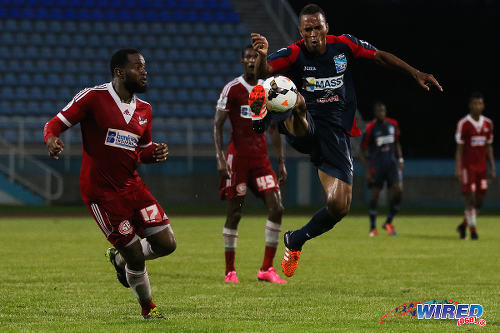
[379,299,486,327]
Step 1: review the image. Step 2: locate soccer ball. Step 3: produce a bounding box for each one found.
[263,75,298,113]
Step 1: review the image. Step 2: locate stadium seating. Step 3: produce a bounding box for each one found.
[0,0,248,144]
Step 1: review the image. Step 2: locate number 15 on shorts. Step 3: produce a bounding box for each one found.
[256,175,275,191]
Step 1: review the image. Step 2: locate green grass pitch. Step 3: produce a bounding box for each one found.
[0,215,498,332]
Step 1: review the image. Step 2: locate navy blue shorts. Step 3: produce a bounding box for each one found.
[371,160,402,188]
[273,111,353,185]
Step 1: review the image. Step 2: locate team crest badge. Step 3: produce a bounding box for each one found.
[118,220,134,235]
[236,183,247,195]
[334,54,347,73]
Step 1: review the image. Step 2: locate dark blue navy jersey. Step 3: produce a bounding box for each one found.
[361,118,400,164]
[267,34,377,136]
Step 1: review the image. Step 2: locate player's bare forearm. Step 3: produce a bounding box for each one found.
[269,124,284,162]
[375,50,443,92]
[213,110,227,162]
[487,144,495,178]
[455,144,463,179]
[214,110,231,178]
[269,124,287,182]
[358,147,369,173]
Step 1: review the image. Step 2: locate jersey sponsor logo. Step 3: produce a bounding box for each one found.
[333,54,347,73]
[303,75,344,92]
[471,136,486,146]
[104,128,139,151]
[304,66,317,71]
[138,116,148,126]
[240,105,252,119]
[316,95,339,103]
[118,220,134,235]
[376,135,394,146]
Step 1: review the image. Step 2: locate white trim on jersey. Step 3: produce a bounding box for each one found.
[106,82,136,124]
[136,97,151,106]
[466,114,485,133]
[91,203,111,237]
[237,75,264,93]
[140,141,153,148]
[57,112,72,127]
[216,77,239,112]
[455,117,467,144]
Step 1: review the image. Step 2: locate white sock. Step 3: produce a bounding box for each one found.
[222,227,238,251]
[141,238,160,261]
[265,220,281,247]
[125,265,152,304]
[465,208,477,227]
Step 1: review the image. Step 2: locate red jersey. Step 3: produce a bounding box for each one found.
[44,82,155,202]
[455,114,493,170]
[216,76,267,157]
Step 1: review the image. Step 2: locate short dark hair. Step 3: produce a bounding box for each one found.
[110,48,140,77]
[241,44,254,58]
[469,91,484,102]
[373,101,386,109]
[299,3,326,21]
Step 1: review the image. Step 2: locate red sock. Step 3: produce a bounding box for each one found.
[140,299,156,316]
[260,246,277,271]
[470,226,477,233]
[225,250,235,274]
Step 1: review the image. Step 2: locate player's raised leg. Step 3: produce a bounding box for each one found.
[250,87,309,137]
[282,170,351,277]
[257,191,286,283]
[222,197,244,283]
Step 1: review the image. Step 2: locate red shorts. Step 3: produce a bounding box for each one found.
[460,167,488,194]
[219,152,279,200]
[85,182,170,248]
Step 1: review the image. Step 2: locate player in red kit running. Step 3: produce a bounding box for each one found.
[455,92,495,240]
[214,45,287,283]
[43,49,176,319]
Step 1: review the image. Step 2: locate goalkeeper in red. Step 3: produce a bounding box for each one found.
[250,4,442,277]
[43,49,176,319]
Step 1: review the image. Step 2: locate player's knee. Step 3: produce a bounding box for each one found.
[153,237,177,257]
[226,209,242,228]
[124,256,146,271]
[268,202,284,221]
[326,197,350,220]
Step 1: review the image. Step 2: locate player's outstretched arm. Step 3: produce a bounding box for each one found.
[374,50,443,92]
[250,33,274,79]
